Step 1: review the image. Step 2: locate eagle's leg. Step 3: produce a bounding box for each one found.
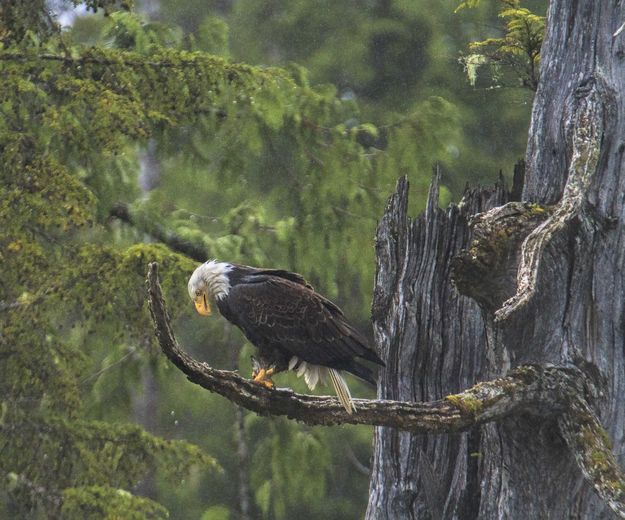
[250,356,277,389]
[252,367,276,389]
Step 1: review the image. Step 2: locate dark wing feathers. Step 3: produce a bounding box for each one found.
[224,277,383,376]
[254,269,314,289]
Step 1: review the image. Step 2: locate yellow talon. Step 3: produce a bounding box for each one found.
[252,367,275,389]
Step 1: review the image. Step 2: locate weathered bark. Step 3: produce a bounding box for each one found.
[367,1,625,518]
[367,174,513,519]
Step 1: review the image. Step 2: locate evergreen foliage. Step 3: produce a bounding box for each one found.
[457,0,545,90]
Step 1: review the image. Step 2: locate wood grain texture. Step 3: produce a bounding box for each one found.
[367,174,514,519]
[510,1,625,517]
[366,173,625,518]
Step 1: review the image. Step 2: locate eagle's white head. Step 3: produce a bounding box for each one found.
[188,260,233,316]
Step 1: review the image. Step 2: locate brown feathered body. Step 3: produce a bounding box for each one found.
[187,261,384,411]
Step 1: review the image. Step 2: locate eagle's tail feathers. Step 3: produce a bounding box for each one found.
[329,369,355,414]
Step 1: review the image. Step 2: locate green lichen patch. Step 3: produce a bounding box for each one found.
[525,203,549,215]
[451,201,553,309]
[568,418,625,502]
[445,392,484,415]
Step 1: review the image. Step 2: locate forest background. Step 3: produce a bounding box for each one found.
[0,0,546,518]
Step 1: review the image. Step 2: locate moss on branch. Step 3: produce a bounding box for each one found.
[451,201,552,310]
[445,393,484,415]
[559,402,625,517]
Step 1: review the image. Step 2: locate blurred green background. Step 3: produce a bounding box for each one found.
[0,0,545,518]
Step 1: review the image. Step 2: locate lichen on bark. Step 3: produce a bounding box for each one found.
[452,201,552,310]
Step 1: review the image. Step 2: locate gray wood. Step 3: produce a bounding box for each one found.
[367,174,510,520]
[366,1,625,518]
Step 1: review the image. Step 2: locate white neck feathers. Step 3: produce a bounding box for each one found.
[188,260,233,300]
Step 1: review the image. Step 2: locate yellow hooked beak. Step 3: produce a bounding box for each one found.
[194,292,212,316]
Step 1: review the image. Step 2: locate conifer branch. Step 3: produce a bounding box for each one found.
[0,51,263,74]
[110,203,208,263]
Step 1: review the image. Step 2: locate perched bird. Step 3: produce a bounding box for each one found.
[188,260,384,413]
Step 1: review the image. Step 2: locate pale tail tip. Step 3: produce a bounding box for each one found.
[329,369,356,414]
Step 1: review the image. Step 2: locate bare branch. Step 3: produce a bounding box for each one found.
[146,261,625,516]
[148,262,564,426]
[148,261,554,430]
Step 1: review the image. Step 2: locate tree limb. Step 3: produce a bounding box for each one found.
[559,401,625,517]
[110,203,208,263]
[146,261,625,517]
[147,261,560,431]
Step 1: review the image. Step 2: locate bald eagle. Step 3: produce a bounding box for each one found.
[188,260,384,413]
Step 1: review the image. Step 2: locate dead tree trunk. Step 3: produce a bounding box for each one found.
[366,2,625,518]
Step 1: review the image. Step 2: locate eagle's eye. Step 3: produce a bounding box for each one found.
[195,289,202,297]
